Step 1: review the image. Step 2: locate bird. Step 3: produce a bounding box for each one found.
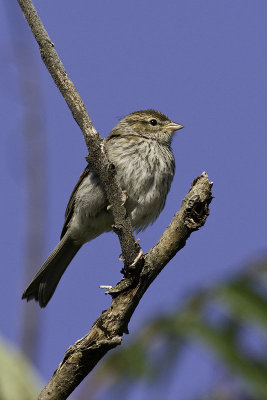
[22,110,183,307]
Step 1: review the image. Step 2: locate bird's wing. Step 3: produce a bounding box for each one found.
[60,165,90,239]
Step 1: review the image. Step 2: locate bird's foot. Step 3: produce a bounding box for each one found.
[129,248,143,268]
[121,190,128,206]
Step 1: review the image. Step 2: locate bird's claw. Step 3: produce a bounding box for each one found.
[121,190,128,206]
[129,248,143,268]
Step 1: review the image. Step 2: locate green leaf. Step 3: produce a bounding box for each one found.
[0,336,42,400]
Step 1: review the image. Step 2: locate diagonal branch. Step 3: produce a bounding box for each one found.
[17,1,213,399]
[38,172,213,399]
[17,0,140,268]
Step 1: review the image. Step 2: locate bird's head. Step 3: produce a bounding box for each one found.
[108,109,183,145]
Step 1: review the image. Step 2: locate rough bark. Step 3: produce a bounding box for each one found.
[17,0,140,268]
[38,172,212,399]
[16,1,214,398]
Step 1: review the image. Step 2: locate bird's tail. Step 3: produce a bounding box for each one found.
[22,234,81,307]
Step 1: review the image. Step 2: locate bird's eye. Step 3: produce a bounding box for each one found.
[149,119,157,126]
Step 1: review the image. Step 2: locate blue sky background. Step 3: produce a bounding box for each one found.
[1,0,267,398]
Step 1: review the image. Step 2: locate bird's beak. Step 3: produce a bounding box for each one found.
[164,122,184,133]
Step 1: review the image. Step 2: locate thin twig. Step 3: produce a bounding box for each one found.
[17,0,140,268]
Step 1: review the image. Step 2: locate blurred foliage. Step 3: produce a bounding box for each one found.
[0,336,42,400]
[83,258,267,400]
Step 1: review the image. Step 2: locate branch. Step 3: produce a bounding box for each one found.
[38,172,213,399]
[17,0,140,268]
[16,1,213,399]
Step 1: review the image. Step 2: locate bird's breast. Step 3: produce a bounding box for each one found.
[108,137,175,231]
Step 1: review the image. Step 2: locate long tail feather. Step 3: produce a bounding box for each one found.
[22,235,81,307]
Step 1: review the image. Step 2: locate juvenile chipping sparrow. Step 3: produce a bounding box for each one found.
[22,110,183,307]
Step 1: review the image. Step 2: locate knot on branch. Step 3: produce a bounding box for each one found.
[62,336,122,366]
[185,194,210,229]
[184,173,213,230]
[88,336,122,351]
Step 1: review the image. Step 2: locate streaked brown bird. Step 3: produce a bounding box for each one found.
[22,110,183,307]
